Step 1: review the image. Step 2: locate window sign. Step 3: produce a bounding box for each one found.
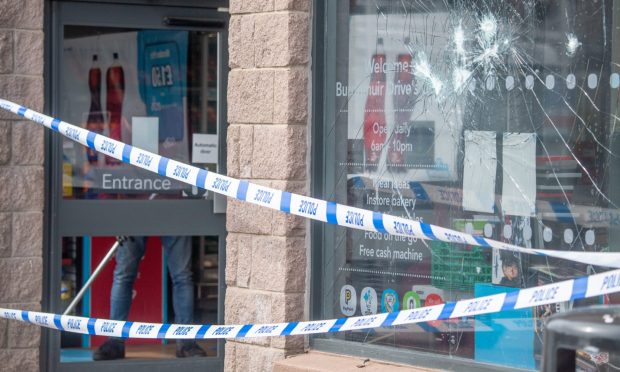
[192,133,218,164]
[131,117,159,154]
[317,1,620,370]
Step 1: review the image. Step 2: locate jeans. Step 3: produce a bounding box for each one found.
[110,236,194,325]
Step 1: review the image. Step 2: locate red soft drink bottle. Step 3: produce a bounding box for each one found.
[389,47,413,170]
[363,39,387,170]
[86,54,104,164]
[105,52,124,165]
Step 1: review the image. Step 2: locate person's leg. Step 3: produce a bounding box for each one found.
[95,237,146,361]
[110,237,147,321]
[162,236,194,324]
[162,236,206,358]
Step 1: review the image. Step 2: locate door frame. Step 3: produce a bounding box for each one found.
[43,1,229,371]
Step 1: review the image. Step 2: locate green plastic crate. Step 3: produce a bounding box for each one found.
[430,241,492,291]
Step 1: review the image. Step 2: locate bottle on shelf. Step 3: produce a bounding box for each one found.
[105,52,125,165]
[86,54,104,164]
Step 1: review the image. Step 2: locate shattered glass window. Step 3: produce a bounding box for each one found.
[315,0,620,370]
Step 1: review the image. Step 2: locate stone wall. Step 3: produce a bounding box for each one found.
[225,0,311,370]
[0,0,45,371]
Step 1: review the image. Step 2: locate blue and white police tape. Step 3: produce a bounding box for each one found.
[1,268,620,339]
[1,97,620,269]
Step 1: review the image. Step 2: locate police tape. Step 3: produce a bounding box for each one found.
[1,268,619,339]
[1,99,619,268]
[2,99,620,339]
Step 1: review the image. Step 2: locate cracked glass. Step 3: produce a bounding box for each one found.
[316,1,620,370]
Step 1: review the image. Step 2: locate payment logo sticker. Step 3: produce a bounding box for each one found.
[381,288,400,313]
[340,285,357,316]
[402,291,421,310]
[360,287,378,315]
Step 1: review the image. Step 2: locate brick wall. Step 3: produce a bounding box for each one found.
[0,0,45,371]
[225,0,311,370]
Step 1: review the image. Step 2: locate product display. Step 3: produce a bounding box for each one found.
[105,52,124,165]
[61,29,194,197]
[86,54,104,164]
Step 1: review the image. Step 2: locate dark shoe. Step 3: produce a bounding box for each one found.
[176,341,207,358]
[93,338,125,361]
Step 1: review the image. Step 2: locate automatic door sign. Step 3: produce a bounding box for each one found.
[340,285,357,316]
[381,288,400,313]
[402,291,421,310]
[360,287,378,315]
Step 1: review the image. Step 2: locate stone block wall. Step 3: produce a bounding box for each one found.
[0,0,45,371]
[226,0,311,370]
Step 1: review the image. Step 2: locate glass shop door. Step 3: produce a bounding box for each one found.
[44,2,228,371]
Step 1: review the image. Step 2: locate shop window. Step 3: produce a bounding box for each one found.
[60,26,219,200]
[314,1,620,370]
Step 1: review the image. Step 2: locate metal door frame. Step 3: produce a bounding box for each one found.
[43,2,229,371]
